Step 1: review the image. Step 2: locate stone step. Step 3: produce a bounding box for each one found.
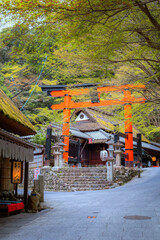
[57,173,107,178]
[61,179,107,184]
[71,187,109,191]
[58,174,107,178]
[54,167,109,191]
[62,182,109,186]
[60,179,108,184]
[59,177,107,181]
[56,169,107,172]
[53,167,107,173]
[69,183,108,188]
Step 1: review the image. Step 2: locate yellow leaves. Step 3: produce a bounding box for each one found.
[42,79,58,85]
[29,84,41,93]
[2,64,24,78]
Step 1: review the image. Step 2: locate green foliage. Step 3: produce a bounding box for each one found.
[0,72,12,97]
[23,107,63,129]
[31,131,46,145]
[0,0,159,141]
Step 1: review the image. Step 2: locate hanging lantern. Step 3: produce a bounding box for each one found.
[11,161,23,184]
[100,150,108,161]
[152,156,156,162]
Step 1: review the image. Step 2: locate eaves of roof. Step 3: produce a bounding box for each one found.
[0,89,36,136]
[70,128,90,139]
[83,129,111,141]
[0,128,35,149]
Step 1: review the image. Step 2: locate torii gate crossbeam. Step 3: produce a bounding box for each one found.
[41,84,146,167]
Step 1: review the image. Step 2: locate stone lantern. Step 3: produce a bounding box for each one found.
[106,141,114,181]
[113,141,124,167]
[52,144,63,168]
[107,141,114,158]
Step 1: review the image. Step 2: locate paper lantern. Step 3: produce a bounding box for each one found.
[11,161,23,184]
[152,156,156,162]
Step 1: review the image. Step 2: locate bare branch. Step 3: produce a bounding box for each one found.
[135,0,160,31]
[137,29,160,49]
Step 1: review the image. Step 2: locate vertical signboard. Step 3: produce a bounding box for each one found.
[34,168,40,180]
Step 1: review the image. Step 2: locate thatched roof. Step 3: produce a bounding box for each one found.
[0,89,36,136]
[72,109,117,132]
[71,108,149,143]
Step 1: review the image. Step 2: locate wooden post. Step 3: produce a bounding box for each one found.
[44,127,52,166]
[124,90,134,167]
[15,183,18,196]
[62,94,71,163]
[114,124,119,143]
[137,133,142,163]
[77,139,81,164]
[137,133,142,177]
[24,161,29,212]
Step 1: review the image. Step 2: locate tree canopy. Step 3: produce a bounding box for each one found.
[0,0,160,141]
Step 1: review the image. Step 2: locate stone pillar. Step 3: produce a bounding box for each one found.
[156,159,159,167]
[38,175,44,202]
[34,174,44,202]
[115,151,122,166]
[113,141,124,167]
[106,158,114,181]
[52,144,65,168]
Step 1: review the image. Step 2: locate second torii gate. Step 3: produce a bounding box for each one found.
[41,83,146,167]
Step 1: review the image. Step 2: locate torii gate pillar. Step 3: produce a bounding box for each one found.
[62,94,71,163]
[124,90,134,167]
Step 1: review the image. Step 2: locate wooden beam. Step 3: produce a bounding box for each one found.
[49,84,146,97]
[50,97,146,110]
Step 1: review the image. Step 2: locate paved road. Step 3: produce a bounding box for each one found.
[1,168,160,240]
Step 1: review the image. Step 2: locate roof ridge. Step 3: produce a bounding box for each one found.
[88,107,114,116]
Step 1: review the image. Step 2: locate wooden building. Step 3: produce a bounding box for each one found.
[68,108,160,166]
[0,89,36,212]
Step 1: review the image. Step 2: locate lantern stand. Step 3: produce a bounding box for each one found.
[52,142,67,168]
[11,160,23,197]
[59,142,68,167]
[100,141,114,181]
[52,145,62,168]
[106,141,114,181]
[113,141,124,167]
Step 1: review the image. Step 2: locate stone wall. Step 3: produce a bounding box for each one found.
[113,166,138,187]
[20,166,138,192]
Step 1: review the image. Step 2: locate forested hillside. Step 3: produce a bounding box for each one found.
[0,0,159,142]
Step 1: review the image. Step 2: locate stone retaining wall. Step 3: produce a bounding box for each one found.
[19,166,138,192]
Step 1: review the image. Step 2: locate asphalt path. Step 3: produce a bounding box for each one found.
[0,167,160,240]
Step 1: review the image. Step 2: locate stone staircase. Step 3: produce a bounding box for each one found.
[28,166,138,192]
[53,167,110,191]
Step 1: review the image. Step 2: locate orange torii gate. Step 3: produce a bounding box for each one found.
[41,83,146,167]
